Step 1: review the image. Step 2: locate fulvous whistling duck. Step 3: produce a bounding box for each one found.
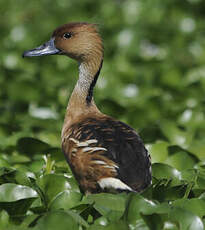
[23,22,152,193]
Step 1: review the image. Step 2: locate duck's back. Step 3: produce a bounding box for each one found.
[62,116,151,193]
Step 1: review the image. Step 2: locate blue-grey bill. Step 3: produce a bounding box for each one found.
[22,38,60,57]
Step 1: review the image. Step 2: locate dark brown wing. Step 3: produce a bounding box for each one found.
[62,116,151,193]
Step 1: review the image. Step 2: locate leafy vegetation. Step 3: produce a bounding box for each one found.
[1,0,205,229]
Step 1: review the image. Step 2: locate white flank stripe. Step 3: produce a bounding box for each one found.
[111,164,119,169]
[69,138,79,144]
[64,135,70,139]
[98,177,133,191]
[103,165,117,173]
[86,139,98,144]
[103,165,115,169]
[93,160,107,165]
[82,147,95,152]
[91,147,107,152]
[77,142,89,147]
[82,147,107,153]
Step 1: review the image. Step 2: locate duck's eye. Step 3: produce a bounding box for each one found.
[63,32,72,39]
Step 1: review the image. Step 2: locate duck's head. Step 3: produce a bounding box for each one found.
[23,22,103,62]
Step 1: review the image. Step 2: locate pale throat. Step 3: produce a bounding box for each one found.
[76,62,95,98]
[67,58,102,110]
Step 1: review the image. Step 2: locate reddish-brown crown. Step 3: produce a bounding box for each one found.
[52,22,103,62]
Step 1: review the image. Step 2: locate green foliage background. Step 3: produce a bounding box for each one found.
[0,0,205,229]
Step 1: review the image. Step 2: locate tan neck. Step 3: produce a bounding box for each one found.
[63,56,103,128]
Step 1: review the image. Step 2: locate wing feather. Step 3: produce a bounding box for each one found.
[62,116,151,193]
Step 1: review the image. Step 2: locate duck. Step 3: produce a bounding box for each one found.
[23,22,152,194]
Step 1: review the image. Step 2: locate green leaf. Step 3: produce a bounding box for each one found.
[37,174,80,206]
[148,141,169,163]
[33,210,79,230]
[83,193,127,221]
[127,194,204,230]
[128,218,149,230]
[20,214,39,228]
[168,207,204,230]
[94,216,108,227]
[0,167,31,186]
[160,121,192,148]
[152,184,189,202]
[166,145,198,170]
[0,158,10,168]
[88,220,129,230]
[28,160,44,173]
[17,137,50,155]
[65,210,89,228]
[152,163,182,186]
[0,183,38,216]
[196,174,205,189]
[49,190,82,210]
[139,124,168,143]
[127,194,167,226]
[0,183,38,202]
[0,210,9,228]
[45,148,65,162]
[172,198,205,218]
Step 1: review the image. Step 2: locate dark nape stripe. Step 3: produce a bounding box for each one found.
[86,59,103,105]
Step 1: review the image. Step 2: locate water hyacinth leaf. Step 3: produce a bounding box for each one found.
[188,140,205,160]
[152,184,188,202]
[0,183,38,202]
[139,124,168,143]
[37,174,80,206]
[0,157,10,168]
[49,190,82,210]
[20,214,40,228]
[44,147,65,162]
[160,121,192,148]
[166,151,197,171]
[0,210,9,228]
[94,216,109,227]
[10,153,30,164]
[0,167,31,186]
[29,160,45,173]
[181,169,198,184]
[147,141,169,163]
[166,145,198,170]
[83,193,127,221]
[33,210,79,230]
[127,193,169,225]
[88,220,128,230]
[128,218,149,230]
[152,163,182,186]
[196,174,205,190]
[65,210,89,228]
[30,197,43,209]
[17,172,31,186]
[17,137,50,155]
[172,198,205,218]
[141,213,167,230]
[127,194,204,230]
[0,183,38,215]
[0,168,15,180]
[168,207,204,230]
[163,221,178,230]
[87,224,109,230]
